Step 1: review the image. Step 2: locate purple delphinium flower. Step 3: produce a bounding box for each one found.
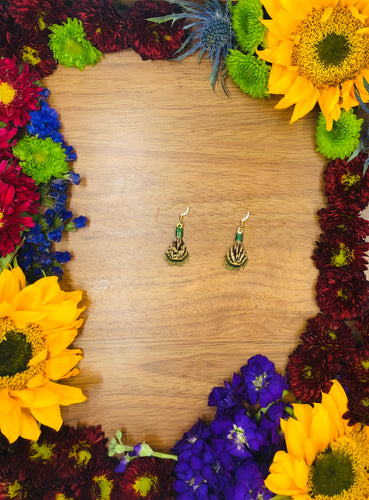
[208,372,247,417]
[225,459,274,500]
[241,355,287,408]
[211,410,264,459]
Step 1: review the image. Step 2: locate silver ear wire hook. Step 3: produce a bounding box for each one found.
[241,210,250,225]
[179,204,190,224]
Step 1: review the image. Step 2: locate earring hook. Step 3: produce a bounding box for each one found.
[179,204,190,224]
[241,210,250,224]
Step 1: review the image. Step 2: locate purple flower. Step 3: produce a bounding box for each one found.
[241,355,286,407]
[208,372,247,416]
[211,410,264,459]
[226,460,273,499]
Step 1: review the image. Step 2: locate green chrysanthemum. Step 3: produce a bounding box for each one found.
[226,50,270,98]
[13,136,69,184]
[48,17,102,71]
[232,0,266,53]
[316,109,363,160]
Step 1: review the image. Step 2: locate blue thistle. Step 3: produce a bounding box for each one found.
[148,0,236,88]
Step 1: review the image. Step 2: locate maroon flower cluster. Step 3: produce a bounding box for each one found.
[287,154,369,425]
[0,0,185,78]
[0,425,176,500]
[0,159,39,257]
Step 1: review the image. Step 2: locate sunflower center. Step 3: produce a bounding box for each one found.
[201,18,232,50]
[310,448,354,496]
[21,46,41,66]
[0,82,16,106]
[133,474,158,496]
[292,5,369,87]
[0,318,46,390]
[0,330,32,377]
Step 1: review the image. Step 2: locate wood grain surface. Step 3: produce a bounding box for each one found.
[43,50,325,451]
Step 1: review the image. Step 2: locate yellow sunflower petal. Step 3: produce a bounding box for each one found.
[47,328,80,356]
[45,381,87,405]
[0,268,23,304]
[9,310,46,329]
[11,385,60,408]
[30,403,63,431]
[28,347,48,367]
[19,407,41,441]
[280,0,312,20]
[262,0,282,18]
[319,87,340,130]
[340,80,357,110]
[281,417,307,458]
[310,404,335,454]
[45,348,83,380]
[0,389,13,414]
[0,402,21,443]
[36,275,62,304]
[290,86,320,123]
[293,403,313,432]
[26,372,49,389]
[265,451,309,496]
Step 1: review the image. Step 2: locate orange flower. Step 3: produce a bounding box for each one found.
[0,267,86,443]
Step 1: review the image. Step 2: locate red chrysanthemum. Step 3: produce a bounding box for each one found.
[71,459,121,499]
[353,306,369,342]
[323,153,369,211]
[56,425,112,480]
[312,234,369,271]
[300,313,356,362]
[126,0,185,61]
[0,58,42,127]
[9,30,57,78]
[341,344,369,389]
[69,0,130,52]
[286,343,340,403]
[0,126,17,149]
[343,385,369,426]
[7,0,67,33]
[318,206,369,244]
[0,159,39,257]
[316,268,369,320]
[0,4,14,58]
[116,456,176,500]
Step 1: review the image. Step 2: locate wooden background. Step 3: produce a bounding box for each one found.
[43,50,325,452]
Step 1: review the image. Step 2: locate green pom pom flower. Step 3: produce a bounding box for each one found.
[13,136,69,184]
[48,18,102,71]
[232,0,266,53]
[226,50,270,98]
[315,109,363,160]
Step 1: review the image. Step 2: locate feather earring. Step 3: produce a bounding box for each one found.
[225,210,249,270]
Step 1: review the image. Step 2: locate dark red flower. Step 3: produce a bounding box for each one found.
[0,126,17,149]
[71,459,120,499]
[353,306,369,343]
[286,343,340,403]
[116,456,176,500]
[318,206,369,244]
[55,425,113,480]
[69,0,130,52]
[343,385,369,426]
[341,344,369,388]
[126,0,185,61]
[313,234,369,271]
[0,159,39,257]
[0,58,42,127]
[9,30,57,78]
[0,478,28,499]
[300,313,356,362]
[323,153,369,211]
[7,0,67,34]
[316,268,369,320]
[0,4,15,58]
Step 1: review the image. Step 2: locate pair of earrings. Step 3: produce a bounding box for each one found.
[165,205,249,269]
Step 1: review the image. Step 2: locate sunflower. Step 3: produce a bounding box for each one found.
[0,267,86,443]
[257,0,369,130]
[265,380,369,499]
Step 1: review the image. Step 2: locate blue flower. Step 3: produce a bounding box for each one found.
[226,459,273,499]
[241,354,287,408]
[149,0,237,88]
[27,100,61,140]
[208,372,247,416]
[211,410,264,459]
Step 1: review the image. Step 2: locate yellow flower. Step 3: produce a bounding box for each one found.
[257,0,369,130]
[265,380,369,499]
[0,267,86,443]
